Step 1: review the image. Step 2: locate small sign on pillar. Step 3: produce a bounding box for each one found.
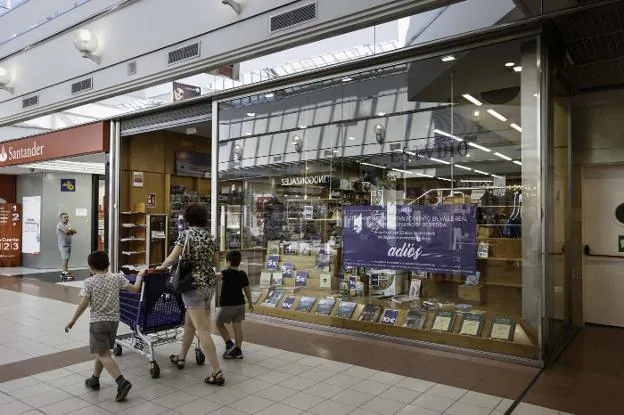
[147,193,156,209]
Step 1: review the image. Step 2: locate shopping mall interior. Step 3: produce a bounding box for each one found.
[1,0,624,414]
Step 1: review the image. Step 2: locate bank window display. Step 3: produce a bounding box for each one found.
[217,38,542,359]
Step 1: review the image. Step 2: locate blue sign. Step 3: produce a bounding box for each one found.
[343,204,477,274]
[60,179,76,192]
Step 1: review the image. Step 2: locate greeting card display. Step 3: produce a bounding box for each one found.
[296,296,316,312]
[281,296,296,310]
[380,309,400,326]
[316,298,336,315]
[459,313,484,337]
[336,302,357,319]
[431,311,455,332]
[404,308,427,330]
[359,304,383,323]
[299,242,311,256]
[489,317,515,341]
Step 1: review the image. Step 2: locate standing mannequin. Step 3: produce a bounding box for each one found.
[57,212,77,280]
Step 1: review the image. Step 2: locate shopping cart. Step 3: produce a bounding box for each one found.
[113,271,205,378]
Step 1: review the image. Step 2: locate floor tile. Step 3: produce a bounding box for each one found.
[67,405,112,415]
[397,404,441,415]
[410,393,455,412]
[117,400,170,415]
[279,362,313,376]
[33,368,74,382]
[305,382,344,399]
[374,372,407,385]
[399,378,436,393]
[281,391,326,410]
[206,406,248,415]
[350,409,380,415]
[459,391,503,410]
[426,384,467,400]
[38,396,92,415]
[325,373,361,388]
[309,399,357,415]
[297,356,326,367]
[278,375,318,391]
[298,367,334,382]
[231,364,269,378]
[0,391,16,405]
[255,358,291,370]
[255,385,298,402]
[151,390,199,409]
[254,370,294,385]
[444,401,492,415]
[494,399,514,413]
[316,361,354,373]
[0,399,33,414]
[255,402,304,415]
[229,394,275,414]
[361,396,408,415]
[512,403,560,415]
[205,387,248,406]
[175,398,222,415]
[345,366,379,379]
[331,388,375,407]
[0,377,41,393]
[381,386,423,404]
[230,378,272,394]
[8,382,55,399]
[22,387,72,408]
[133,383,178,401]
[351,379,391,396]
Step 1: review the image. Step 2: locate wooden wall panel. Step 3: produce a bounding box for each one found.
[0,175,17,202]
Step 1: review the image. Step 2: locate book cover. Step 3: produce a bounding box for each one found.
[477,242,489,258]
[295,271,308,287]
[316,298,336,315]
[280,296,296,311]
[490,317,516,341]
[300,242,311,256]
[272,272,284,286]
[295,296,316,312]
[267,255,279,271]
[465,271,481,286]
[319,271,331,288]
[267,241,281,256]
[336,302,357,319]
[283,242,299,255]
[262,289,282,308]
[250,290,263,305]
[359,304,383,322]
[281,262,294,278]
[315,253,331,271]
[431,310,455,332]
[380,309,400,326]
[408,279,422,298]
[459,313,484,337]
[403,308,427,330]
[260,272,272,286]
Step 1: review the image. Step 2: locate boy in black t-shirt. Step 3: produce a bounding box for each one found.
[217,250,253,359]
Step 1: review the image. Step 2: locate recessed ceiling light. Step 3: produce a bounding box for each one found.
[298,125,307,129]
[348,136,356,141]
[441,55,456,62]
[433,129,463,142]
[246,112,255,117]
[513,66,522,72]
[417,173,435,178]
[361,162,385,169]
[455,164,472,171]
[430,157,450,165]
[505,62,515,67]
[513,160,523,166]
[473,110,480,117]
[264,92,275,98]
[468,142,492,152]
[487,109,508,122]
[474,169,489,175]
[377,112,387,116]
[342,77,353,82]
[494,152,512,161]
[438,177,452,182]
[462,94,482,106]
[391,168,412,174]
[510,123,522,132]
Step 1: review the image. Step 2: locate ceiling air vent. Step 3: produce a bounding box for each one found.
[270,1,317,33]
[22,95,39,109]
[168,42,200,66]
[71,77,93,95]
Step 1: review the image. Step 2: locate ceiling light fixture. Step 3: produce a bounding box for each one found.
[433,129,463,142]
[494,152,512,161]
[474,169,490,175]
[73,29,100,64]
[342,77,353,82]
[510,123,522,132]
[462,94,482,106]
[430,157,450,165]
[473,110,480,117]
[417,173,435,178]
[376,112,387,116]
[0,66,13,93]
[487,109,508,122]
[222,0,242,14]
[513,160,522,166]
[348,136,356,141]
[360,162,386,169]
[455,164,472,171]
[391,168,412,174]
[264,92,275,98]
[513,66,522,72]
[468,142,492,152]
[374,124,386,144]
[460,179,493,183]
[505,62,515,67]
[246,112,255,117]
[441,55,456,62]
[298,125,307,129]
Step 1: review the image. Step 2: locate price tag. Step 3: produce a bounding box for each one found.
[380,310,399,325]
[295,272,307,287]
[348,276,357,289]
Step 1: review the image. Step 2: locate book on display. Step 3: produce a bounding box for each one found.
[295,297,316,312]
[316,298,336,315]
[336,302,357,319]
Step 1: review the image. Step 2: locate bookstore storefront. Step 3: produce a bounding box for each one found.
[213,34,564,363]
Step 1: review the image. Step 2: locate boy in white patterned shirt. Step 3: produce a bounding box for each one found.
[65,250,147,402]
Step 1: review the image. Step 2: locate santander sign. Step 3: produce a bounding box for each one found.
[0,142,45,165]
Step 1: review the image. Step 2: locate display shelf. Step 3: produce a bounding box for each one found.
[119,209,147,268]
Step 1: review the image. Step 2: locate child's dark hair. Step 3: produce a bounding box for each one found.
[88,250,110,271]
[226,250,242,267]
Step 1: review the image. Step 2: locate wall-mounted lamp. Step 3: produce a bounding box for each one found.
[73,29,101,64]
[292,135,303,152]
[233,143,243,160]
[374,124,386,145]
[222,0,242,14]
[0,67,13,93]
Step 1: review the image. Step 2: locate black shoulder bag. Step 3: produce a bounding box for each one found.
[166,232,195,293]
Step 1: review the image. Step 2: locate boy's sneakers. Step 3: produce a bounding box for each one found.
[223,340,235,358]
[224,347,243,360]
[85,376,100,390]
[115,380,132,402]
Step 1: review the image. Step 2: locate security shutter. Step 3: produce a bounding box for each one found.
[120,101,213,136]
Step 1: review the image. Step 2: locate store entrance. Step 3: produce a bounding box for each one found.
[582,164,624,327]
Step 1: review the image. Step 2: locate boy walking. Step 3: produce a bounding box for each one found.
[217,250,253,359]
[65,250,147,402]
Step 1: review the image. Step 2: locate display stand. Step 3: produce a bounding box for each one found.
[120,206,147,271]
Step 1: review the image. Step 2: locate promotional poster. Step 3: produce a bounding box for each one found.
[343,204,477,274]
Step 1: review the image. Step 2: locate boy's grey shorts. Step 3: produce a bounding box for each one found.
[217,305,246,324]
[89,321,119,354]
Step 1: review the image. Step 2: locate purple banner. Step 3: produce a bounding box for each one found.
[343,204,477,274]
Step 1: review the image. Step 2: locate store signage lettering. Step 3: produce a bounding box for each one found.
[343,204,477,274]
[389,138,471,165]
[0,203,22,267]
[281,175,330,186]
[0,142,45,164]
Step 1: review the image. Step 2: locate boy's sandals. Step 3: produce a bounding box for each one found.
[169,355,185,369]
[205,370,225,386]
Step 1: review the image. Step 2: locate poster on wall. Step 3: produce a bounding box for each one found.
[22,196,41,255]
[173,82,202,102]
[343,204,477,274]
[175,151,211,178]
[0,203,22,266]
